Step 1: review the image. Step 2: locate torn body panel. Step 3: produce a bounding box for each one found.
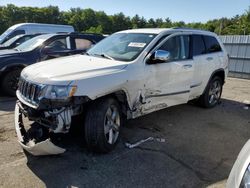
[15,102,67,156]
[131,90,169,118]
[18,139,65,156]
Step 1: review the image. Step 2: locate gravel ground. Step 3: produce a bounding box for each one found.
[0,77,249,188]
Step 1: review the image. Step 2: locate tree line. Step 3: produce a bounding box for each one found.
[0,4,249,35]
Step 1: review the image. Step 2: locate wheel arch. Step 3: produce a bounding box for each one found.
[211,69,225,84]
[202,69,225,95]
[0,63,26,76]
[89,89,132,117]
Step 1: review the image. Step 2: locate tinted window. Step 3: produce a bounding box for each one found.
[159,35,190,61]
[204,36,222,53]
[192,35,206,56]
[8,30,25,40]
[46,38,68,51]
[15,36,31,45]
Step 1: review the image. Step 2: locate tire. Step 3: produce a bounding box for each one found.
[1,69,21,97]
[198,76,223,108]
[84,97,122,153]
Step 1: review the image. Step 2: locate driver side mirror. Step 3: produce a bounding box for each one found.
[148,50,171,64]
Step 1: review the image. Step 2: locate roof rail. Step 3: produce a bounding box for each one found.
[172,27,209,32]
[56,32,70,34]
[54,32,105,37]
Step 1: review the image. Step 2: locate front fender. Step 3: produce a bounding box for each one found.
[73,69,136,109]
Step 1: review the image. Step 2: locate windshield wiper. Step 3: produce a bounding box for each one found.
[81,51,89,55]
[14,48,21,52]
[92,53,114,60]
[101,53,114,60]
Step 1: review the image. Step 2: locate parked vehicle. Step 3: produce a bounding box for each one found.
[14,28,229,155]
[0,32,104,96]
[227,140,250,188]
[0,23,74,44]
[0,34,41,50]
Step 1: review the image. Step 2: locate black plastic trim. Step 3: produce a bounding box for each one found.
[146,90,190,99]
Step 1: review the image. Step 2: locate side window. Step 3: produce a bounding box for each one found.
[158,35,190,61]
[204,36,222,53]
[15,36,31,45]
[45,38,69,51]
[192,35,206,56]
[8,30,25,40]
[75,38,93,50]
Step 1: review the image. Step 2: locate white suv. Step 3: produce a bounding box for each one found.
[14,28,229,155]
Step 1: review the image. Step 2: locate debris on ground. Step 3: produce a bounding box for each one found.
[243,100,250,110]
[125,137,166,149]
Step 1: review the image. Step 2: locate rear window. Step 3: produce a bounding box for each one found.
[204,36,222,53]
[192,35,206,56]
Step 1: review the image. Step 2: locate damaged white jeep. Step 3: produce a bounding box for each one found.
[15,28,228,155]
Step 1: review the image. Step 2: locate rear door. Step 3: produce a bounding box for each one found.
[190,35,223,99]
[143,34,194,112]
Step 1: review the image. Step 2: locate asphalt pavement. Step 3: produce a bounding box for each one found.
[0,77,249,188]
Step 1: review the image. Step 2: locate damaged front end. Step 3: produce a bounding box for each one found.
[14,78,87,156]
[15,101,68,156]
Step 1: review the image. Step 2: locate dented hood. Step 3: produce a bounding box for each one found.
[21,54,129,84]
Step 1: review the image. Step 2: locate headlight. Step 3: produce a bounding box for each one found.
[39,85,77,100]
[240,164,250,188]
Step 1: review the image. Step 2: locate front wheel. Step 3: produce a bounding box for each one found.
[198,76,223,108]
[84,98,122,153]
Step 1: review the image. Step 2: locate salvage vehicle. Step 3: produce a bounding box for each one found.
[0,33,41,50]
[0,32,105,96]
[0,23,74,44]
[227,140,250,188]
[14,28,229,155]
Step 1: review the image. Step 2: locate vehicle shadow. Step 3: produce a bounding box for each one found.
[24,98,250,187]
[0,101,16,112]
[0,94,16,112]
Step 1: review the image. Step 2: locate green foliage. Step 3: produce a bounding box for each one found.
[85,25,103,34]
[0,4,249,35]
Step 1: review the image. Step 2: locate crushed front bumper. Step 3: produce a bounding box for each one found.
[14,102,66,156]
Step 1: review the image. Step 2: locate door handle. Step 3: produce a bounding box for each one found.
[182,64,192,69]
[206,57,213,61]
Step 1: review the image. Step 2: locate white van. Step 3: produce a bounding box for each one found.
[0,23,74,44]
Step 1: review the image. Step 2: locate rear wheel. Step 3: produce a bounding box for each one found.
[1,69,21,97]
[84,98,122,153]
[198,76,223,108]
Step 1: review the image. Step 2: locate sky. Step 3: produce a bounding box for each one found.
[0,0,249,23]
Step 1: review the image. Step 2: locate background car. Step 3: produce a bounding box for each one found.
[0,23,74,44]
[227,139,250,188]
[0,34,42,50]
[0,32,105,96]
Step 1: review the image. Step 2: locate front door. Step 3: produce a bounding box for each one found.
[143,34,193,113]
